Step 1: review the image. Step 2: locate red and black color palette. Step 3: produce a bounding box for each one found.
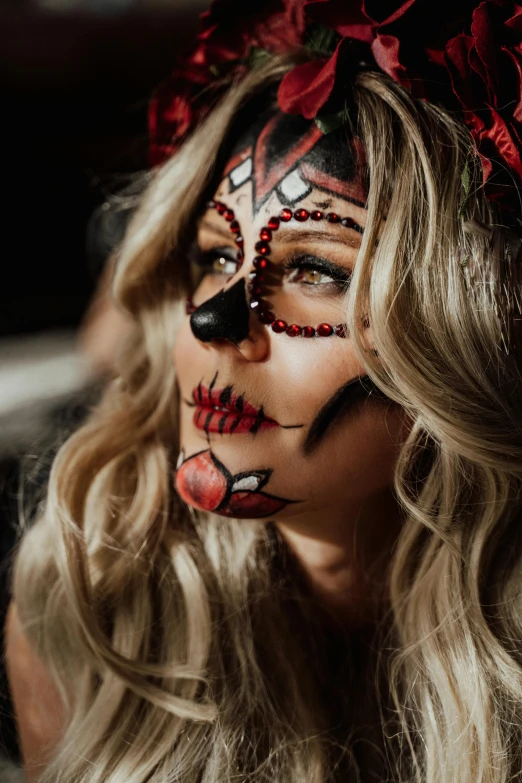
[175,448,298,517]
[186,200,363,338]
[191,380,279,435]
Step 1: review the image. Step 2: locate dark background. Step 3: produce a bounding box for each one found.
[2,0,206,337]
[0,0,206,767]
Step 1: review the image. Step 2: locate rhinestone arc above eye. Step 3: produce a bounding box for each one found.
[248,206,363,338]
[186,201,363,338]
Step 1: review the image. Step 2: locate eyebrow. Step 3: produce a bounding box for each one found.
[270,228,362,246]
[199,221,364,246]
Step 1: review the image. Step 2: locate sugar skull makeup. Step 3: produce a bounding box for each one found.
[173,108,408,523]
[187,110,367,343]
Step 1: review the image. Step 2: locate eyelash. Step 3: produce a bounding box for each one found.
[283,253,352,291]
[190,246,352,292]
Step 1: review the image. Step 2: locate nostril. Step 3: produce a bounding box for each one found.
[189,277,251,345]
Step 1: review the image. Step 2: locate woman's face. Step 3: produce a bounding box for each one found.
[173,111,409,525]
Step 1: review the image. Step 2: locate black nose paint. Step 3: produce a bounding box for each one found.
[190,277,251,345]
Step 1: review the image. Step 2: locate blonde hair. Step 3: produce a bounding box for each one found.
[11,53,522,782]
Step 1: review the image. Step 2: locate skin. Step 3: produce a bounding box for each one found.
[173,114,411,630]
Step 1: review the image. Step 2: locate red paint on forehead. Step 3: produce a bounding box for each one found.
[300,162,367,206]
[220,110,368,210]
[223,146,253,177]
[253,114,323,205]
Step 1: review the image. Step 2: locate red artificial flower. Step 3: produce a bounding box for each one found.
[149,0,522,214]
[149,0,306,165]
[445,1,522,202]
[278,39,344,118]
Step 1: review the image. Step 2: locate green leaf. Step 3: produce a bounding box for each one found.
[304,23,340,57]
[248,47,273,69]
[314,109,348,135]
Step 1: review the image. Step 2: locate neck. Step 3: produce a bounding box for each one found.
[274,486,403,631]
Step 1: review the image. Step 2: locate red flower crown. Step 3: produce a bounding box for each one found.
[149,0,522,219]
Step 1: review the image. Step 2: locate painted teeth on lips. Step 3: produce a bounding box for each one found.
[191,384,280,433]
[192,385,265,417]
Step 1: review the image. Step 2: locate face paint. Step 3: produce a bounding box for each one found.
[188,198,369,342]
[173,106,408,530]
[183,372,305,436]
[224,110,366,216]
[304,376,390,456]
[175,448,299,518]
[189,277,251,345]
[187,109,369,346]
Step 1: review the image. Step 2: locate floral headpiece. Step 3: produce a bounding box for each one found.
[149,0,522,220]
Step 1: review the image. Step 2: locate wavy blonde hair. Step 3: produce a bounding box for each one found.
[11,53,522,782]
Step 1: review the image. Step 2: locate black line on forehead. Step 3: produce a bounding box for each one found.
[224,108,366,216]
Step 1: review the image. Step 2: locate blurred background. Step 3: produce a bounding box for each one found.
[0,0,207,774]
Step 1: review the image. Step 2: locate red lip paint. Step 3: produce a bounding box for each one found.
[193,406,279,434]
[192,383,279,435]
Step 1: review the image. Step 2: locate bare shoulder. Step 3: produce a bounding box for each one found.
[5,601,66,782]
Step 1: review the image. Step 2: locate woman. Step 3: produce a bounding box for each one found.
[6,2,522,781]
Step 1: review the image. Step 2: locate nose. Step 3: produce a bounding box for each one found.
[189,277,270,361]
[190,278,250,344]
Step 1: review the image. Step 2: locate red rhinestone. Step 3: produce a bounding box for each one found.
[335,323,348,338]
[235,236,244,246]
[259,310,275,324]
[326,212,340,223]
[216,202,226,215]
[317,323,334,337]
[294,209,309,222]
[253,256,269,270]
[224,209,235,221]
[302,326,315,338]
[247,283,263,297]
[229,220,240,233]
[237,249,244,262]
[311,210,324,221]
[271,320,287,333]
[279,208,292,222]
[286,324,302,337]
[255,241,270,255]
[260,227,272,241]
[341,217,355,228]
[268,217,280,230]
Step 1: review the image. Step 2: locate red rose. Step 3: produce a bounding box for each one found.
[278,39,343,117]
[149,0,306,165]
[445,1,522,202]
